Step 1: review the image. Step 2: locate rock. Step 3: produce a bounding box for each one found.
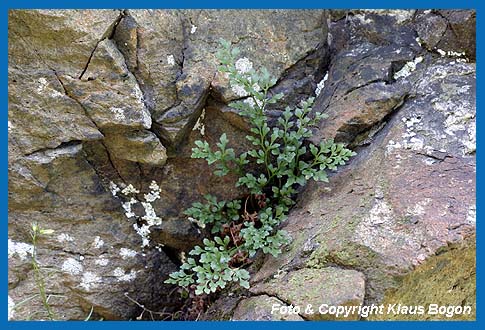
[232,295,304,321]
[8,142,179,320]
[343,10,418,48]
[415,12,448,50]
[9,9,330,320]
[59,38,166,165]
[8,10,122,76]
[369,236,476,320]
[316,81,408,143]
[416,10,476,61]
[61,39,152,131]
[8,66,103,156]
[103,130,167,166]
[111,10,328,148]
[312,42,415,143]
[250,268,365,320]
[8,9,476,321]
[252,57,475,306]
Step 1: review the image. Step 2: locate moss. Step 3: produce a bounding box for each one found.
[306,242,329,268]
[369,236,476,320]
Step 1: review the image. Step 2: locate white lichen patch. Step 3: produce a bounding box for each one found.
[406,199,431,217]
[466,205,476,224]
[113,181,163,248]
[315,73,328,97]
[92,236,104,249]
[110,107,125,121]
[402,116,422,128]
[327,31,333,46]
[344,43,372,58]
[192,108,206,136]
[122,198,138,219]
[393,56,424,80]
[167,55,175,66]
[403,136,425,151]
[8,120,13,132]
[141,107,152,129]
[366,198,392,225]
[422,158,436,166]
[37,77,64,98]
[385,140,402,156]
[190,25,197,34]
[133,224,151,247]
[436,49,468,61]
[80,272,101,291]
[61,258,83,275]
[130,85,151,129]
[8,239,33,260]
[389,111,441,160]
[141,202,162,225]
[57,233,74,243]
[361,9,415,24]
[431,96,475,155]
[354,192,420,258]
[120,248,137,259]
[95,257,109,266]
[420,62,473,83]
[8,295,15,320]
[109,181,120,196]
[113,267,138,282]
[443,106,473,135]
[121,184,140,195]
[144,181,161,202]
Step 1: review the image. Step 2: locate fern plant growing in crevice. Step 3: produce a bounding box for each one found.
[165,39,356,296]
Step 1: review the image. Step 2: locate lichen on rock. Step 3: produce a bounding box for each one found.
[8,9,475,321]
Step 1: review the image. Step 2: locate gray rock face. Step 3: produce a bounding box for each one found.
[229,10,475,320]
[8,9,475,321]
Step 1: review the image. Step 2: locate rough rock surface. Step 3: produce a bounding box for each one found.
[8,9,475,321]
[416,10,476,61]
[221,9,476,321]
[8,9,328,320]
[7,142,181,320]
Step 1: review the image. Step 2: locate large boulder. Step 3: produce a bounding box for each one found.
[219,10,475,321]
[8,9,329,320]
